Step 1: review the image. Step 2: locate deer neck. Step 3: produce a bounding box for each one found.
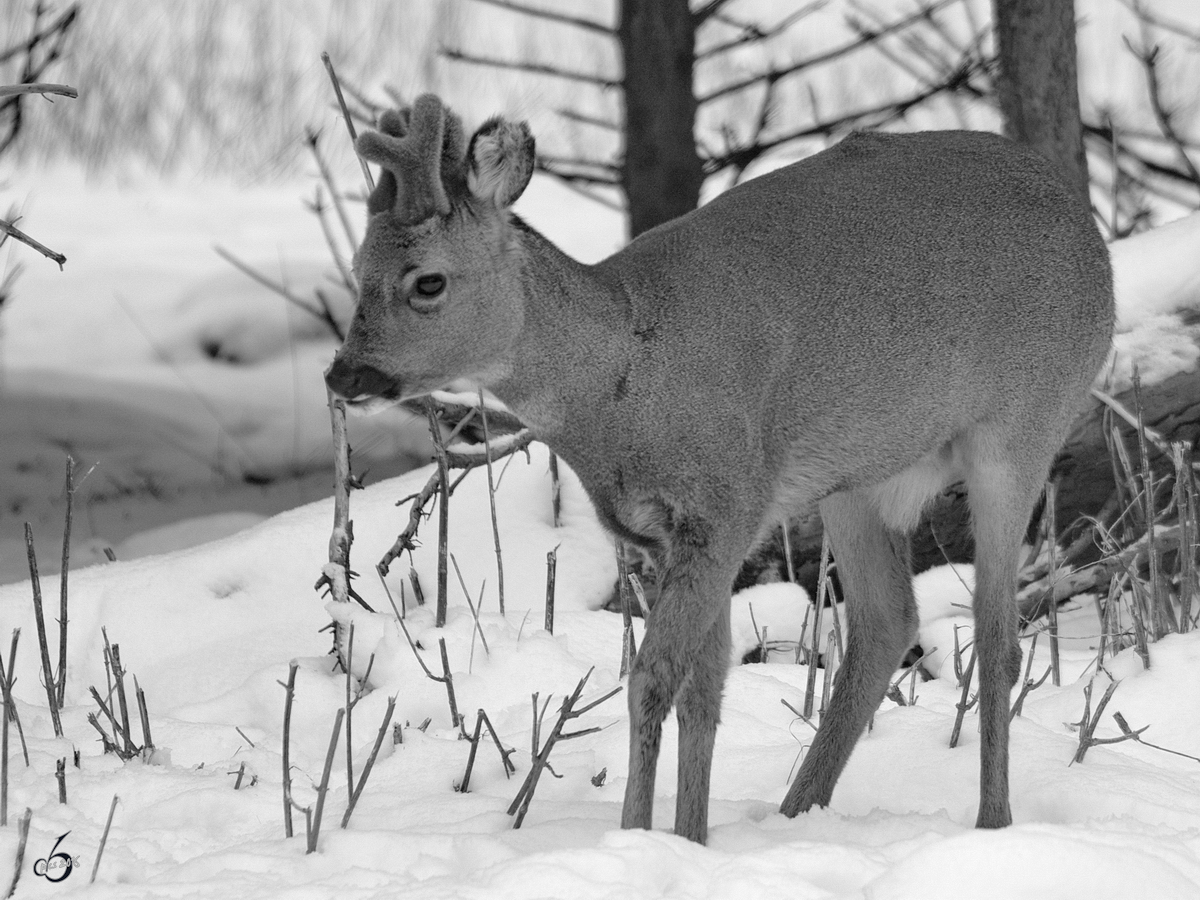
[488,220,631,445]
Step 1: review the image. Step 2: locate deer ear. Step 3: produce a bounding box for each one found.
[467,117,535,208]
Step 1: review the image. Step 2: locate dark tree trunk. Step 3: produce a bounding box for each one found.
[617,0,704,238]
[992,0,1090,208]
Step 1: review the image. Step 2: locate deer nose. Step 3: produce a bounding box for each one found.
[325,356,398,401]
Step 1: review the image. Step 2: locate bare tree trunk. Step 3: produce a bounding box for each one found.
[992,0,1090,208]
[617,0,704,238]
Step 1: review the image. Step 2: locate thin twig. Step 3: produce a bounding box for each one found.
[308,707,345,854]
[465,0,612,35]
[479,389,506,615]
[280,661,299,838]
[90,794,119,884]
[25,524,62,736]
[321,51,374,192]
[341,696,396,828]
[949,644,978,749]
[508,669,621,828]
[0,82,76,99]
[545,547,558,635]
[0,218,65,268]
[57,455,73,707]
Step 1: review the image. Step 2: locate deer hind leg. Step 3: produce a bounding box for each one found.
[621,539,742,843]
[780,489,918,817]
[964,428,1054,829]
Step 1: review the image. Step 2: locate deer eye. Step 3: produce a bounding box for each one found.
[414,274,446,298]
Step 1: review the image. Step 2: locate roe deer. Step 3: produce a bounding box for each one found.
[326,95,1114,844]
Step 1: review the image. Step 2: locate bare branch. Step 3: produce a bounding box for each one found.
[699,0,956,105]
[466,0,613,36]
[0,217,65,268]
[704,61,983,174]
[694,0,737,27]
[1123,21,1200,188]
[214,245,343,338]
[1117,0,1200,45]
[0,5,78,66]
[555,107,619,132]
[698,1,827,59]
[536,161,621,187]
[0,82,76,99]
[440,48,618,89]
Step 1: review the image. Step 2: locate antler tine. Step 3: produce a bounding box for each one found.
[357,95,451,224]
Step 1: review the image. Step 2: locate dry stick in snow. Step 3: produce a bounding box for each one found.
[105,635,136,758]
[616,546,637,678]
[507,669,622,828]
[87,686,130,752]
[1044,480,1062,687]
[428,400,452,628]
[818,630,837,719]
[545,547,558,635]
[280,661,299,838]
[802,534,832,718]
[1009,631,1052,720]
[2,807,31,900]
[3,635,26,769]
[24,525,62,736]
[308,707,345,854]
[91,794,118,884]
[450,554,490,661]
[56,757,66,803]
[459,708,516,794]
[341,695,396,828]
[408,568,425,608]
[1112,710,1200,763]
[383,576,467,736]
[1072,679,1126,763]
[1173,442,1197,633]
[134,675,153,752]
[949,643,978,750]
[1133,370,1176,638]
[345,624,356,802]
[479,389,506,615]
[548,452,562,527]
[57,455,73,706]
[317,391,373,620]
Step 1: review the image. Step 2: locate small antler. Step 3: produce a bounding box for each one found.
[358,94,459,224]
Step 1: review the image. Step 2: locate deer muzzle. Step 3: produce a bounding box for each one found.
[325,355,401,407]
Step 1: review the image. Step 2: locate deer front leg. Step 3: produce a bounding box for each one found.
[621,541,741,843]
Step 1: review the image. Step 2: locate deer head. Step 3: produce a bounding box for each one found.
[326,94,536,409]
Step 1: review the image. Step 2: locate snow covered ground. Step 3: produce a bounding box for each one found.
[0,441,1198,898]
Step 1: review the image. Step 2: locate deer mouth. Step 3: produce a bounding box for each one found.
[340,393,404,416]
